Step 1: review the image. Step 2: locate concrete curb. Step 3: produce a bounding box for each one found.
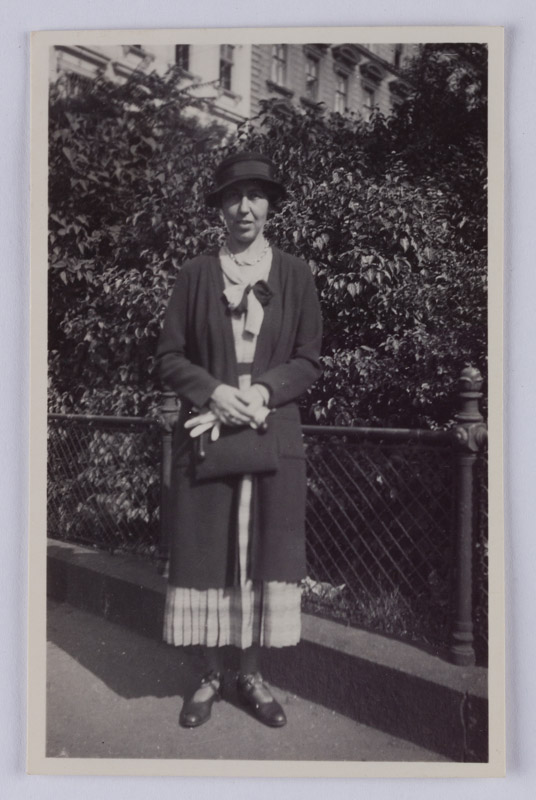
[47,540,488,761]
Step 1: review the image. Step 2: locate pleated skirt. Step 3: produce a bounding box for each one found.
[163,474,302,648]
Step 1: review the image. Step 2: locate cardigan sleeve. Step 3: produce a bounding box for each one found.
[156,266,221,408]
[255,262,323,408]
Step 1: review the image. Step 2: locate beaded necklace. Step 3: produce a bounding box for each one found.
[223,239,270,267]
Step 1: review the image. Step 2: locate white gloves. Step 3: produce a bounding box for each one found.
[184,406,272,440]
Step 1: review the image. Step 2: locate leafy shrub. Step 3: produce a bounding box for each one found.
[48,44,487,428]
[47,420,160,554]
[48,68,227,416]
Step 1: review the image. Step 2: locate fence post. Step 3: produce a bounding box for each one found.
[450,367,488,666]
[157,391,180,574]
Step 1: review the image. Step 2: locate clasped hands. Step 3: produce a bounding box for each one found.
[184,384,271,441]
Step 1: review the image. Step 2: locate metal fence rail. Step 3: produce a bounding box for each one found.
[47,368,488,664]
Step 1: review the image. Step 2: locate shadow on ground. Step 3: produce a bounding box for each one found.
[46,600,450,762]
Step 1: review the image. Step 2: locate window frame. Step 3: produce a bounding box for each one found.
[219,44,235,91]
[305,54,320,101]
[271,44,287,86]
[175,44,190,72]
[363,84,376,120]
[334,70,349,113]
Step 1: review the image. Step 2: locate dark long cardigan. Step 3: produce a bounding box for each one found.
[156,247,323,589]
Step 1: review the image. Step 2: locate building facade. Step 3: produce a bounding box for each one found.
[249,43,414,120]
[50,41,416,127]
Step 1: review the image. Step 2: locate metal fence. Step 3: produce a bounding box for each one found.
[473,451,488,652]
[47,368,488,664]
[48,414,161,555]
[302,429,454,644]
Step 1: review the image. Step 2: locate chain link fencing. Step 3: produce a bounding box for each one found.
[301,431,454,648]
[47,415,161,557]
[47,414,488,658]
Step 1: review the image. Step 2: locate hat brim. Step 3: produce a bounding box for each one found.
[206,176,286,208]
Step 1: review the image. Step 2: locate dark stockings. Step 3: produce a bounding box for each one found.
[239,644,261,675]
[204,647,224,675]
[201,644,261,677]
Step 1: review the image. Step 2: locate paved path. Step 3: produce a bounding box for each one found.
[47,600,449,762]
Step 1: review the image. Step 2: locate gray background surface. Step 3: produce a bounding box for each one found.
[2,0,529,795]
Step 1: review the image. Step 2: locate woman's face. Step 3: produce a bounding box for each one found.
[220,180,270,246]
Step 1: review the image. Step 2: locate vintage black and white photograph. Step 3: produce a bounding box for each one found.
[29,26,503,776]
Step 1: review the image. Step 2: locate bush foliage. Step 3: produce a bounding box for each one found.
[48,44,487,427]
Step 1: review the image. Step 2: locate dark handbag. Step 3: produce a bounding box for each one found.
[193,419,279,481]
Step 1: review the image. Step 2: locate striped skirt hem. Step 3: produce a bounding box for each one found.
[163,581,302,648]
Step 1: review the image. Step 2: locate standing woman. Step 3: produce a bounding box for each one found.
[157,152,323,728]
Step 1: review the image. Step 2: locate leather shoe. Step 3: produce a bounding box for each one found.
[237,672,287,727]
[179,671,222,728]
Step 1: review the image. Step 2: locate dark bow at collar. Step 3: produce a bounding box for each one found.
[226,280,273,315]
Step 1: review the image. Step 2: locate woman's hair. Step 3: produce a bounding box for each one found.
[260,181,284,208]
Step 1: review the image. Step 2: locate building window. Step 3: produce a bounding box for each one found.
[271,44,287,86]
[363,85,375,120]
[175,45,190,71]
[305,55,319,101]
[334,72,348,113]
[394,44,403,69]
[219,44,234,91]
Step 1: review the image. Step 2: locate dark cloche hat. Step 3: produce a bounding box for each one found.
[206,151,286,207]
